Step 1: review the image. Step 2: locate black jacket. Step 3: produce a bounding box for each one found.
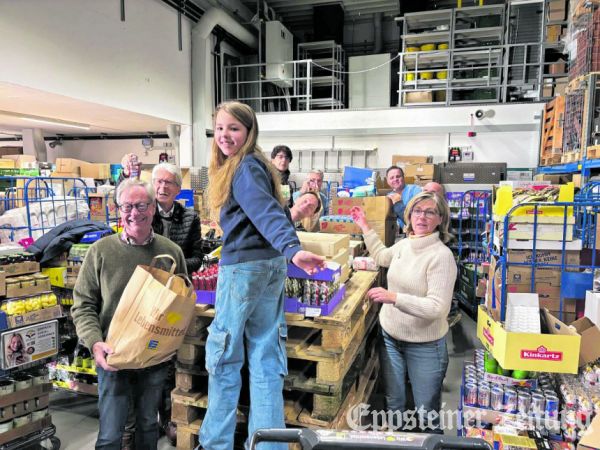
[29,220,114,265]
[153,202,203,273]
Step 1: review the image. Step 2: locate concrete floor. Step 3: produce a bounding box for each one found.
[38,312,479,449]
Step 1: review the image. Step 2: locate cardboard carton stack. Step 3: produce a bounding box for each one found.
[391,155,436,186]
[327,196,397,246]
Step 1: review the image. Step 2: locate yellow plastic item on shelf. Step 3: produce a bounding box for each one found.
[420,43,436,51]
[404,73,416,81]
[420,72,434,80]
[493,183,574,219]
[406,47,420,53]
[437,43,449,50]
[436,71,448,79]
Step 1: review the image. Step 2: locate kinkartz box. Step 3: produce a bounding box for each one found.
[477,305,581,373]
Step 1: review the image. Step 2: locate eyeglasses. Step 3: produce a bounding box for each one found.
[274,154,291,161]
[118,202,152,213]
[154,179,177,187]
[412,208,439,219]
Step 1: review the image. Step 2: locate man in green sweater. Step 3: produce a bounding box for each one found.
[72,179,186,450]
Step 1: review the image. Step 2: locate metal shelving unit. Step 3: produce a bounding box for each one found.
[297,41,345,110]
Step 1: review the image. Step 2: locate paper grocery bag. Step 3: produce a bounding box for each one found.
[106,254,196,369]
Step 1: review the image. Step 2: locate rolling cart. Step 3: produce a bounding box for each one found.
[0,423,60,450]
[249,429,492,450]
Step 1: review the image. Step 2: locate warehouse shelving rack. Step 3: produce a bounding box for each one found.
[0,176,120,243]
[489,198,600,323]
[450,190,492,319]
[537,73,600,181]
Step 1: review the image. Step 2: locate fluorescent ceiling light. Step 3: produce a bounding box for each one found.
[0,110,90,130]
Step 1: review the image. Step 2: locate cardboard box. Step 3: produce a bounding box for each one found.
[80,162,110,179]
[404,163,436,179]
[332,196,393,220]
[506,248,579,269]
[392,155,431,166]
[88,193,117,222]
[0,159,15,169]
[545,312,600,367]
[477,305,581,373]
[494,184,574,218]
[578,414,600,450]
[555,79,567,96]
[2,261,40,277]
[494,218,574,241]
[6,278,51,298]
[546,24,562,42]
[549,59,566,75]
[585,290,600,326]
[3,154,36,168]
[349,240,365,258]
[296,232,350,258]
[403,91,433,104]
[319,220,361,235]
[573,174,583,189]
[55,158,85,174]
[326,248,350,267]
[370,218,398,247]
[7,305,63,329]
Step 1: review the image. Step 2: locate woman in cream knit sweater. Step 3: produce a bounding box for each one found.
[351,191,457,433]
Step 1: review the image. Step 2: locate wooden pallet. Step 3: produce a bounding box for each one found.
[561,151,581,163]
[540,95,565,158]
[171,343,379,449]
[541,154,562,166]
[173,318,378,424]
[587,145,600,159]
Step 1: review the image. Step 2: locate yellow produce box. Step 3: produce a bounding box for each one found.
[42,267,67,288]
[7,304,62,329]
[477,305,580,374]
[493,183,574,218]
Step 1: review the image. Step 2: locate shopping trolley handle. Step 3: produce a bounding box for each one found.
[428,436,493,450]
[249,428,318,450]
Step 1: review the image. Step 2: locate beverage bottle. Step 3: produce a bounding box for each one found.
[129,154,140,179]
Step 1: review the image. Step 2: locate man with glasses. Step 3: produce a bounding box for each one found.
[119,160,202,446]
[72,179,186,450]
[120,157,203,274]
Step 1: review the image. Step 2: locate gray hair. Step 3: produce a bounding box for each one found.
[152,162,182,187]
[309,169,324,180]
[116,178,155,205]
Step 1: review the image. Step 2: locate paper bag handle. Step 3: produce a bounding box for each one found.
[166,273,193,291]
[150,254,177,275]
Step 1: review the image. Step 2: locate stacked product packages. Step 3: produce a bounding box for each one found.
[463,350,560,433]
[195,260,345,317]
[462,350,600,448]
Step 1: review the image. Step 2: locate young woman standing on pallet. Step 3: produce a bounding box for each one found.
[351,191,456,433]
[199,101,325,450]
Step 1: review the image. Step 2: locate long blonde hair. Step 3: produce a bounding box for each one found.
[208,101,285,220]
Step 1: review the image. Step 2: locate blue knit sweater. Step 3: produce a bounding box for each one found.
[219,154,301,265]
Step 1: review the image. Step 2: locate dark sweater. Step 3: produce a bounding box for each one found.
[71,234,186,351]
[219,155,301,265]
[152,202,203,273]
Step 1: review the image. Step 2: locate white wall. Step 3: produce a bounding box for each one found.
[0,0,192,125]
[256,103,543,171]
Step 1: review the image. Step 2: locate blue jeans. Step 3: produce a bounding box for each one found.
[199,256,288,450]
[379,328,448,433]
[96,362,169,450]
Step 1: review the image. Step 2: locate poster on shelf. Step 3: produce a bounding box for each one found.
[0,320,59,369]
